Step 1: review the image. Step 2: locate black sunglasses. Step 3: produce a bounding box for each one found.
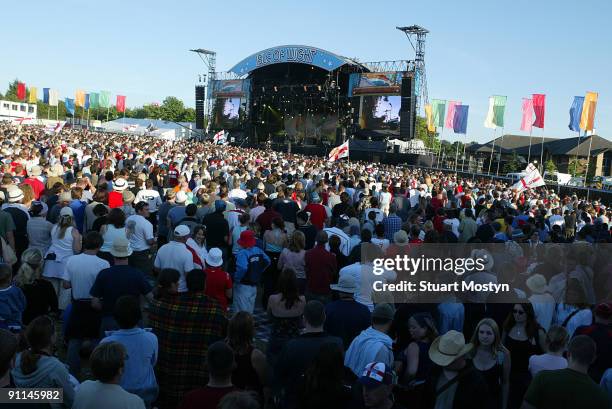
[513,309,525,315]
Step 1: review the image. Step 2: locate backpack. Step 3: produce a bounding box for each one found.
[240,250,268,285]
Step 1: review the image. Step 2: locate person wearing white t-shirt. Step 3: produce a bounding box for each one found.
[135,180,162,229]
[528,326,569,377]
[126,202,156,275]
[62,231,110,377]
[153,225,195,293]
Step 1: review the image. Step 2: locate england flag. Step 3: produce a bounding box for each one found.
[213,130,228,145]
[328,140,349,162]
[44,121,66,135]
[512,163,546,192]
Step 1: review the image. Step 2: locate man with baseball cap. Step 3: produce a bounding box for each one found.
[352,362,404,409]
[154,225,196,293]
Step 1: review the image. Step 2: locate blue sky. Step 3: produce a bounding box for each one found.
[2,0,611,142]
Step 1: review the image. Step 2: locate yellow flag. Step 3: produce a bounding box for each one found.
[75,89,85,107]
[425,103,436,132]
[28,87,37,103]
[579,92,598,131]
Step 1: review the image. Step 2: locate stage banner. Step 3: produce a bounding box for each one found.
[348,72,403,97]
[99,91,111,108]
[229,45,348,75]
[580,91,598,131]
[28,87,38,103]
[520,98,534,133]
[532,94,546,128]
[211,79,251,98]
[568,96,584,132]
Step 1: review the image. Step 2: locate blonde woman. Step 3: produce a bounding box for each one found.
[42,207,82,309]
[471,318,511,409]
[14,249,58,325]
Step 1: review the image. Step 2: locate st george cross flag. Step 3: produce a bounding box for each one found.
[431,99,446,128]
[84,94,90,110]
[17,82,26,100]
[116,95,126,113]
[65,98,75,115]
[453,105,469,134]
[425,104,436,132]
[213,130,228,145]
[484,97,496,129]
[44,121,66,135]
[48,89,59,107]
[75,89,85,107]
[89,92,99,109]
[579,92,598,131]
[445,101,461,129]
[28,87,38,104]
[328,140,349,162]
[492,95,507,127]
[568,96,584,132]
[99,91,111,108]
[532,94,546,128]
[520,98,534,133]
[512,163,546,192]
[43,88,50,104]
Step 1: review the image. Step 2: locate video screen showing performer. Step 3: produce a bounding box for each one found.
[360,95,401,131]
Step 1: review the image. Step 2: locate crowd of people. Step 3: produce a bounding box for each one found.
[0,120,610,409]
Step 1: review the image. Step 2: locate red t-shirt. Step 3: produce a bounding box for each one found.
[204,266,233,310]
[304,203,327,230]
[178,386,237,409]
[23,178,45,200]
[108,191,124,209]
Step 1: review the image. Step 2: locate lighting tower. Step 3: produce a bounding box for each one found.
[396,25,428,115]
[190,48,217,130]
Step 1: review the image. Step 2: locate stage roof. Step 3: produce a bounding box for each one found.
[228,45,364,76]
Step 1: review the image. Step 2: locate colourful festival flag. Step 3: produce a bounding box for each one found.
[568,96,584,132]
[28,87,38,104]
[425,104,436,132]
[99,91,111,108]
[492,95,507,127]
[48,89,59,107]
[520,98,534,133]
[116,95,126,113]
[579,92,598,131]
[453,105,469,134]
[445,101,461,129]
[484,97,496,129]
[431,99,446,128]
[85,94,90,110]
[75,89,85,107]
[43,88,50,104]
[89,92,99,109]
[65,98,75,115]
[532,94,546,128]
[17,82,26,100]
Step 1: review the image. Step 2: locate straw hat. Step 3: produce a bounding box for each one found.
[526,274,548,294]
[7,188,24,203]
[29,166,42,177]
[122,190,135,204]
[113,178,128,191]
[429,330,474,367]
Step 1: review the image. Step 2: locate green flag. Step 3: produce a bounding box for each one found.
[492,95,507,127]
[99,90,111,108]
[431,99,446,128]
[89,92,100,109]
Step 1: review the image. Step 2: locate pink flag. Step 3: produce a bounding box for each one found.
[520,98,534,132]
[445,101,461,129]
[116,95,126,113]
[532,94,545,128]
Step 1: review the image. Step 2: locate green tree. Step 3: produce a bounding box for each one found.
[568,159,583,176]
[503,151,521,173]
[545,159,557,173]
[161,97,185,122]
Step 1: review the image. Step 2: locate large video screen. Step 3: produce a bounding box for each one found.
[359,95,401,131]
[283,114,338,144]
[213,97,241,129]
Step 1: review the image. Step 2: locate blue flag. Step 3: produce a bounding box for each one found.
[453,105,469,134]
[85,94,90,110]
[65,98,75,115]
[569,96,584,132]
[43,88,50,104]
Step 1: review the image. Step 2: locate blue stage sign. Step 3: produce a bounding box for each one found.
[229,45,349,75]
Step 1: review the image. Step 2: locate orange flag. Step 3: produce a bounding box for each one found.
[75,89,85,107]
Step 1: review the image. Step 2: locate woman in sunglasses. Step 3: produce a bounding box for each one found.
[502,303,546,409]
